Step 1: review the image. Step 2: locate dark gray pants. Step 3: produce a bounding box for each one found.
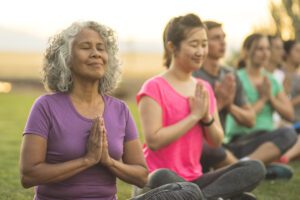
[131,182,205,200]
[226,127,297,158]
[133,160,265,200]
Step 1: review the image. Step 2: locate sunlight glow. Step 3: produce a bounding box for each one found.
[0,82,12,93]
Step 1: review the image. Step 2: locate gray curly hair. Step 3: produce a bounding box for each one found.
[42,21,121,94]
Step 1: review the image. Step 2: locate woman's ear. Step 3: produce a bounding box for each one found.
[166,41,175,54]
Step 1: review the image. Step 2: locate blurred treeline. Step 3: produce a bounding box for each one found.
[226,0,300,67]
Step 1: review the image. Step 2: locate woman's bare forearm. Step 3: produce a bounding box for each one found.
[105,159,148,188]
[21,157,95,188]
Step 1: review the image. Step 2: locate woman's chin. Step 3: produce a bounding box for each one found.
[192,64,203,71]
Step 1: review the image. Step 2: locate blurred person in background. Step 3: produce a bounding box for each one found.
[193,20,255,172]
[265,35,285,128]
[278,40,300,163]
[265,35,285,84]
[225,33,297,179]
[282,40,300,123]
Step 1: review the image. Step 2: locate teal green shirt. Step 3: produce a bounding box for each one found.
[225,68,283,143]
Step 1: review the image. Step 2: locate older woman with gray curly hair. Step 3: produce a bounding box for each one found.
[19,20,150,200]
[42,21,121,94]
[19,20,205,200]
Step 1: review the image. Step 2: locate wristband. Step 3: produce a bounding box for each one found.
[201,117,214,126]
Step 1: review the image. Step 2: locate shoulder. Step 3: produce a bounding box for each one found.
[105,95,126,108]
[141,76,164,88]
[138,76,166,95]
[104,95,132,116]
[34,92,66,107]
[237,68,246,76]
[137,76,166,104]
[29,93,69,119]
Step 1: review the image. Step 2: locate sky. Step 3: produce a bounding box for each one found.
[0,0,272,53]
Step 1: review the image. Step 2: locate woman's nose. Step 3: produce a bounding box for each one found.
[91,48,101,58]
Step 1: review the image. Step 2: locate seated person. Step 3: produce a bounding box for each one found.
[279,40,300,162]
[225,33,297,179]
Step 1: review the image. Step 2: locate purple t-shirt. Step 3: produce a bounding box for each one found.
[23,93,138,200]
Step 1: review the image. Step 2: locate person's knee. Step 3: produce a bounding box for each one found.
[210,148,227,163]
[201,147,227,172]
[149,169,177,181]
[276,127,297,153]
[148,169,184,188]
[236,160,266,181]
[204,147,226,161]
[246,160,266,178]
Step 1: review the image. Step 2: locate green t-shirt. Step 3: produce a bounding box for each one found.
[224,68,283,143]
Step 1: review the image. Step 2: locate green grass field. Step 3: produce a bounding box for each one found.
[0,92,300,200]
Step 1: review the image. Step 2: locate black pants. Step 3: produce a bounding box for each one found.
[200,141,227,173]
[135,160,265,200]
[226,127,297,158]
[131,182,205,200]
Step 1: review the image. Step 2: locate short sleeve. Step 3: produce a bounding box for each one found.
[23,96,51,139]
[136,78,162,107]
[123,104,138,142]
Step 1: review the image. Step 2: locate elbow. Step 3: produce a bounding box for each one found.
[215,137,224,147]
[284,110,295,122]
[136,181,147,189]
[146,140,161,152]
[248,113,256,127]
[145,132,166,151]
[147,144,159,151]
[218,130,225,146]
[139,172,149,188]
[139,178,148,188]
[245,117,256,128]
[135,168,149,188]
[242,111,256,128]
[207,139,222,148]
[20,175,34,189]
[208,134,224,148]
[20,167,38,189]
[287,115,295,122]
[288,111,295,122]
